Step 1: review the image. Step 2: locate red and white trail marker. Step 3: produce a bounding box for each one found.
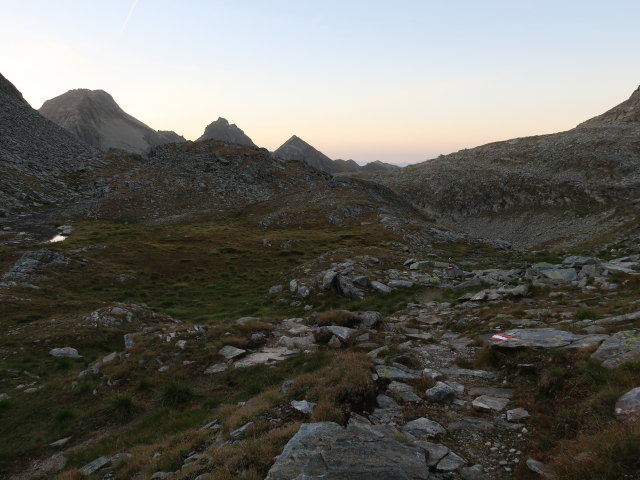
[489,333,516,342]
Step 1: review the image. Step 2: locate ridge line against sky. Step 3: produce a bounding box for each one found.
[1,0,639,164]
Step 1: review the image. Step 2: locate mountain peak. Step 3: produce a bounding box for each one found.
[197,117,256,147]
[39,89,183,154]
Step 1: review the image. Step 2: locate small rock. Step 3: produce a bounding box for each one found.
[204,363,227,375]
[461,464,487,480]
[422,368,444,382]
[472,394,510,412]
[124,333,135,349]
[230,421,254,440]
[371,281,392,293]
[507,408,530,422]
[175,340,187,349]
[615,387,640,422]
[328,335,342,348]
[437,451,466,471]
[526,458,555,478]
[219,345,246,360]
[49,347,81,358]
[415,441,449,467]
[49,437,71,448]
[425,381,456,403]
[291,400,316,415]
[402,417,445,439]
[281,380,294,394]
[79,456,111,476]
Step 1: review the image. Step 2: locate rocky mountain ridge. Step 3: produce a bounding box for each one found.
[0,74,105,212]
[39,89,184,155]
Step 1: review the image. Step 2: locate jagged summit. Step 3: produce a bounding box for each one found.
[579,84,640,126]
[39,89,184,154]
[196,117,256,147]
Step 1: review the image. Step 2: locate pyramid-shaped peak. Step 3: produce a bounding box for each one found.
[197,117,256,147]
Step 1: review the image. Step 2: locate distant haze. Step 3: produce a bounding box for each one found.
[2,0,639,164]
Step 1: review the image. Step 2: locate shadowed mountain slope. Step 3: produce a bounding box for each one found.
[0,74,104,212]
[367,85,640,248]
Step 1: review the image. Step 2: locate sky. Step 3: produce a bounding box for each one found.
[1,0,639,164]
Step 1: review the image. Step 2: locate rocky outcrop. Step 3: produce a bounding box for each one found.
[39,89,183,154]
[265,422,430,480]
[196,117,255,147]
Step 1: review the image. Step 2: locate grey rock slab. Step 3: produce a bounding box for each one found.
[425,381,455,403]
[230,421,254,440]
[356,311,382,329]
[376,394,398,408]
[506,408,530,422]
[469,387,513,398]
[375,364,421,381]
[371,280,392,293]
[488,328,583,349]
[398,391,423,403]
[321,325,356,341]
[472,395,510,412]
[591,330,640,368]
[388,279,414,288]
[402,417,445,439]
[264,422,430,480]
[291,400,316,415]
[447,416,495,432]
[460,464,487,480]
[204,363,227,374]
[49,347,81,358]
[614,387,640,422]
[595,310,640,325]
[539,268,578,282]
[441,367,499,381]
[414,441,449,467]
[422,368,444,382]
[436,451,466,472]
[526,458,555,478]
[370,407,404,424]
[563,334,609,350]
[218,345,246,360]
[79,456,111,476]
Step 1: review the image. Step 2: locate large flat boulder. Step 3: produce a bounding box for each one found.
[265,422,429,480]
[488,328,583,348]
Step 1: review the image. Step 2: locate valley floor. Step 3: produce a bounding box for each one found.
[0,213,638,480]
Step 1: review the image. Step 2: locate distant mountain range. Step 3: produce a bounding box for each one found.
[273,135,400,175]
[37,89,401,174]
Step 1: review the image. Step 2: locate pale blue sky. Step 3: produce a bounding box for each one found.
[2,0,639,163]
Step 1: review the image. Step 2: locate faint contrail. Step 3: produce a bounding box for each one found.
[122,0,140,31]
